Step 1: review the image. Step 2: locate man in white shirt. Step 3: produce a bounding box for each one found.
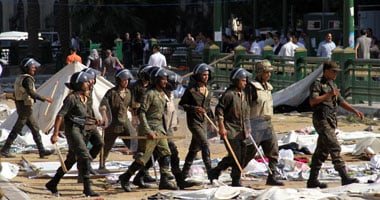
[317,33,336,58]
[278,35,299,57]
[148,44,167,68]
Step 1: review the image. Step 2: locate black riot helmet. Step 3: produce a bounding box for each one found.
[150,67,169,86]
[230,68,252,86]
[166,70,183,91]
[115,69,134,85]
[19,57,41,74]
[192,63,213,82]
[138,65,156,81]
[82,68,101,84]
[65,71,94,91]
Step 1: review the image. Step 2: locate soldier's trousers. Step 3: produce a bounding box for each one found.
[3,102,44,151]
[216,138,246,181]
[310,119,345,170]
[84,125,104,159]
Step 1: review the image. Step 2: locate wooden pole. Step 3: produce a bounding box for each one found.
[44,80,58,116]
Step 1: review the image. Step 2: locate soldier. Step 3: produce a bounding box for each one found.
[179,63,214,179]
[1,57,54,158]
[47,71,99,197]
[129,65,161,188]
[99,69,135,163]
[208,68,251,187]
[244,60,284,186]
[118,67,177,192]
[81,68,104,175]
[163,70,197,189]
[307,61,364,188]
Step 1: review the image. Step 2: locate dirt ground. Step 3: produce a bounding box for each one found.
[0,98,377,200]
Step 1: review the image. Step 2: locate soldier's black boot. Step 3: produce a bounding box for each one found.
[159,173,178,190]
[46,167,65,194]
[119,162,142,192]
[181,151,197,179]
[266,173,284,186]
[132,169,153,188]
[174,172,197,190]
[142,159,156,183]
[231,177,242,187]
[337,167,359,185]
[307,168,327,188]
[83,178,99,197]
[1,134,17,158]
[208,157,230,184]
[158,156,178,190]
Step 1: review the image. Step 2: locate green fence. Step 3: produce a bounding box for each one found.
[158,43,380,106]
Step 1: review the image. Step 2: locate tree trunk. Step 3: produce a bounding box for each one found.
[27,0,40,58]
[56,0,70,67]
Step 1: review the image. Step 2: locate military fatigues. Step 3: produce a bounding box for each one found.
[212,86,250,185]
[47,92,92,189]
[84,89,103,160]
[1,74,49,157]
[179,83,213,177]
[244,80,279,173]
[119,88,176,192]
[309,77,345,171]
[100,86,135,161]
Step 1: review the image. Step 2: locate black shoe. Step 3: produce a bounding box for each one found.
[133,175,153,188]
[307,180,328,188]
[143,174,156,183]
[83,190,100,197]
[45,180,58,194]
[208,168,220,183]
[1,150,16,158]
[119,173,132,192]
[342,177,359,185]
[231,180,242,187]
[39,149,55,158]
[266,175,285,186]
[178,180,198,190]
[159,181,178,190]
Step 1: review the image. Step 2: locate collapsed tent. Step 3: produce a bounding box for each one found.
[352,137,380,156]
[0,62,113,144]
[272,65,323,108]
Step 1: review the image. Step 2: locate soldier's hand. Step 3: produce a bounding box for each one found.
[51,133,58,144]
[219,127,227,138]
[195,106,206,114]
[355,110,364,120]
[45,97,53,103]
[147,132,156,139]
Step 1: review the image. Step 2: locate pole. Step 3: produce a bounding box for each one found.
[343,0,355,48]
[203,113,244,173]
[44,80,58,116]
[55,143,68,173]
[248,134,273,175]
[99,128,105,169]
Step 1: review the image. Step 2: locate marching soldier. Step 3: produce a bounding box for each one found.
[47,71,99,197]
[244,60,284,186]
[307,61,363,188]
[1,57,54,158]
[208,68,251,187]
[99,69,136,163]
[179,63,214,179]
[118,67,177,192]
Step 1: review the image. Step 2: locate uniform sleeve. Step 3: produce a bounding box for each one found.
[309,81,321,99]
[215,91,232,120]
[22,77,45,101]
[57,94,74,117]
[178,88,195,112]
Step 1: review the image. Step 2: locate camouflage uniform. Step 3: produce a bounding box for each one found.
[309,77,345,170]
[179,82,213,177]
[100,86,135,161]
[212,86,250,185]
[1,74,50,158]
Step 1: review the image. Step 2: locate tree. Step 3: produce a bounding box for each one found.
[55,0,70,68]
[27,0,40,57]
